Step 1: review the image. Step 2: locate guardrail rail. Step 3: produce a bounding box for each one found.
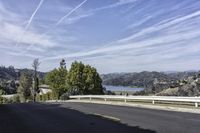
[69,95,200,108]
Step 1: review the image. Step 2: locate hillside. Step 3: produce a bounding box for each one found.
[157,73,200,96]
[101,71,177,87]
[0,66,46,94]
[0,66,46,81]
[1,66,200,96]
[101,71,199,95]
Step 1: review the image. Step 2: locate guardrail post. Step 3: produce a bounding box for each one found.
[124,98,127,103]
[152,100,155,104]
[104,98,107,102]
[90,97,92,101]
[78,97,80,100]
[195,102,198,108]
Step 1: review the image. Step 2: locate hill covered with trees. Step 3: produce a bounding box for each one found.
[0,66,45,95]
[101,71,200,96]
[0,66,45,81]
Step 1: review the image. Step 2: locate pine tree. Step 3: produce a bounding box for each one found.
[32,58,40,102]
[18,72,32,102]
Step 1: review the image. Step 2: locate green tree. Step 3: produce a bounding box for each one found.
[46,61,104,98]
[67,61,104,95]
[83,65,103,94]
[32,58,40,102]
[67,61,85,94]
[18,72,32,102]
[45,68,68,99]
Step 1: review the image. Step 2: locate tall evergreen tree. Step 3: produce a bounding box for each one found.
[18,72,32,102]
[32,58,40,102]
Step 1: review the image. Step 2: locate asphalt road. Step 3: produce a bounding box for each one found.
[0,102,200,133]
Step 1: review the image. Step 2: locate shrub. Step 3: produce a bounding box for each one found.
[0,97,10,104]
[36,92,53,102]
[46,92,52,100]
[60,93,69,100]
[0,96,4,104]
[104,90,115,95]
[12,95,20,103]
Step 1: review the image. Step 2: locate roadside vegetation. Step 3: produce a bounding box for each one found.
[0,59,104,104]
[45,60,104,100]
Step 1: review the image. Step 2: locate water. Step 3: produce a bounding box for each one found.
[104,85,144,92]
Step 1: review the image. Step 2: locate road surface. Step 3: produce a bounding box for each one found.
[0,102,199,133]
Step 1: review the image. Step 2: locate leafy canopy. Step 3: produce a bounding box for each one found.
[45,61,104,98]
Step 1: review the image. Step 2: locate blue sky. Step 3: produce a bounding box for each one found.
[0,0,200,73]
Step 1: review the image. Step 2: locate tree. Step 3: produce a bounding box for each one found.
[18,72,32,102]
[32,58,40,102]
[60,59,66,69]
[45,68,68,99]
[83,65,103,94]
[67,61,104,95]
[67,61,85,94]
[45,60,104,99]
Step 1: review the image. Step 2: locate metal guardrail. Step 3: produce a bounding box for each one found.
[69,95,200,107]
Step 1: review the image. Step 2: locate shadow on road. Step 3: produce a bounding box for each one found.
[0,103,156,133]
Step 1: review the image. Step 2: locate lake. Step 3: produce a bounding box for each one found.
[104,85,144,92]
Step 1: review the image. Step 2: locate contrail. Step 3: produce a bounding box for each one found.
[25,0,44,30]
[25,0,88,51]
[56,0,88,26]
[15,0,44,47]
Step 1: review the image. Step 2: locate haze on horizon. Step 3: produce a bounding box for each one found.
[0,0,200,73]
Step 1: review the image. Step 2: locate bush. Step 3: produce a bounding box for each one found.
[36,92,53,102]
[60,93,69,100]
[46,92,53,100]
[104,90,115,95]
[42,94,47,101]
[0,96,11,104]
[12,95,20,103]
[0,95,21,104]
[0,96,4,104]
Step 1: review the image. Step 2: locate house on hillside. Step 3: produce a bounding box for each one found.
[39,84,52,95]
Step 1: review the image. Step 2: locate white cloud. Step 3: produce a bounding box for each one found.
[126,15,152,29]
[0,23,56,48]
[94,0,138,11]
[117,10,200,43]
[42,8,200,73]
[62,13,94,25]
[15,0,44,47]
[43,25,200,61]
[24,0,88,52]
[0,0,200,73]
[0,3,22,23]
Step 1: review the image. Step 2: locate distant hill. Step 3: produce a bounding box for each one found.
[166,72,198,80]
[0,66,46,94]
[101,71,199,95]
[0,66,46,81]
[101,71,174,86]
[1,66,200,96]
